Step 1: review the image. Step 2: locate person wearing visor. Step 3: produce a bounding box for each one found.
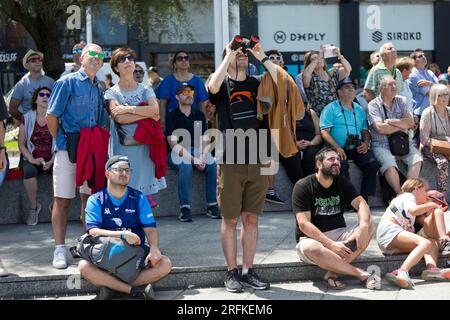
[79,155,172,300]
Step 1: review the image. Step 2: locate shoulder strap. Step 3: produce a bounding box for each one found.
[224,75,235,129]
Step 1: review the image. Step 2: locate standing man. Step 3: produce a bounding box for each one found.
[46,44,107,269]
[292,147,379,290]
[9,49,55,120]
[61,42,86,77]
[207,39,280,293]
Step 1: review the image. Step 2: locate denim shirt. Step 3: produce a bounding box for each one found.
[47,69,106,151]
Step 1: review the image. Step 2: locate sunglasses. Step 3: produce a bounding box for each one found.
[176,55,189,62]
[86,50,105,60]
[38,92,51,98]
[118,55,135,63]
[134,70,144,75]
[28,57,43,63]
[110,167,132,174]
[269,56,282,61]
[180,89,194,96]
[417,54,426,59]
[72,49,83,55]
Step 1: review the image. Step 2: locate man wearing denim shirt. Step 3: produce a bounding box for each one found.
[46,43,107,269]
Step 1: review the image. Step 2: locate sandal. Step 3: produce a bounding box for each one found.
[361,271,381,290]
[323,276,346,290]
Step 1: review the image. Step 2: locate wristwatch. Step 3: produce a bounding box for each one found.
[261,56,270,64]
[0,146,6,152]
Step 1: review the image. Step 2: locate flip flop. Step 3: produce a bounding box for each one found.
[323,276,346,290]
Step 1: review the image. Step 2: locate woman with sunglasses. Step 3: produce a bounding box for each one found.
[18,87,56,226]
[106,47,166,209]
[155,51,208,129]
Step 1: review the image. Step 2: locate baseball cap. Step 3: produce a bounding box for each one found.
[23,49,44,68]
[336,77,356,92]
[438,73,449,84]
[105,155,130,170]
[148,66,158,73]
[175,82,195,95]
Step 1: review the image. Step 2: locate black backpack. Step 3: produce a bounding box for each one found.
[72,234,146,283]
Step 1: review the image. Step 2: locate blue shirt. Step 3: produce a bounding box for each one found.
[85,187,156,247]
[47,69,106,151]
[155,74,208,113]
[320,100,368,149]
[408,67,438,116]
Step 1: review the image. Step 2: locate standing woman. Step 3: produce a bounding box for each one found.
[419,84,450,193]
[18,87,55,225]
[105,48,166,207]
[302,46,352,115]
[155,51,208,129]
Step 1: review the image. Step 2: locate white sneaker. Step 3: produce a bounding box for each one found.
[26,203,42,226]
[0,259,8,277]
[53,247,68,269]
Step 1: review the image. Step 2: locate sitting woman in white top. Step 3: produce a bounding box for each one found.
[376,178,450,289]
[419,84,450,193]
[18,87,55,226]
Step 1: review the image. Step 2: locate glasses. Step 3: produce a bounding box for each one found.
[180,89,194,96]
[72,49,83,55]
[417,54,426,59]
[134,70,144,75]
[176,55,189,62]
[269,56,282,61]
[110,167,132,175]
[86,50,105,60]
[38,92,51,98]
[27,57,43,63]
[118,55,135,63]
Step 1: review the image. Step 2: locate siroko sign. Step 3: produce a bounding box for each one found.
[360,4,434,51]
[258,4,340,51]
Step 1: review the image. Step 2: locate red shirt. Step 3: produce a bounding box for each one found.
[30,121,53,161]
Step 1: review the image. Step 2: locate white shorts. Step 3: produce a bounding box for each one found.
[296,224,357,265]
[53,151,91,199]
[376,219,406,255]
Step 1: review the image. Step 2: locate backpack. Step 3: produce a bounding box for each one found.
[72,234,146,283]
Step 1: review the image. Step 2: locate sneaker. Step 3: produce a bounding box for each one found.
[224,268,243,293]
[206,205,221,219]
[440,239,450,256]
[240,268,270,290]
[385,269,414,289]
[0,259,8,277]
[52,246,68,269]
[265,192,285,205]
[130,284,155,300]
[147,195,158,209]
[178,207,192,222]
[421,267,450,281]
[26,202,41,226]
[95,286,116,300]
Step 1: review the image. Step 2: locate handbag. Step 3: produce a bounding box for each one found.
[430,138,450,157]
[382,104,409,156]
[116,124,140,146]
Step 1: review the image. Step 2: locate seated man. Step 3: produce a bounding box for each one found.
[166,82,220,222]
[367,75,423,195]
[320,77,379,202]
[78,155,172,300]
[292,147,380,290]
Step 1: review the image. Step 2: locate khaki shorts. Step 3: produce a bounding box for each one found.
[296,224,357,265]
[217,164,269,219]
[373,146,423,175]
[53,151,91,199]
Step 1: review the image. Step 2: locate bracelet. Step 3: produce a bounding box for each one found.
[261,56,269,64]
[0,146,5,151]
[120,231,125,240]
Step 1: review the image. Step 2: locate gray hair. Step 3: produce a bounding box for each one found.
[429,84,449,106]
[379,75,395,89]
[379,42,395,55]
[81,43,103,58]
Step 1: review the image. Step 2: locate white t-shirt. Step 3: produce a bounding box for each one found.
[382,192,417,232]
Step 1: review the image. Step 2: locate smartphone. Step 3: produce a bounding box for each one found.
[345,239,358,252]
[323,44,337,59]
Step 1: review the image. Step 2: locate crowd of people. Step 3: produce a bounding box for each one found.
[0,38,450,297]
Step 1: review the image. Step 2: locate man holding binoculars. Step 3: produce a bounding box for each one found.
[320,77,380,202]
[207,35,280,293]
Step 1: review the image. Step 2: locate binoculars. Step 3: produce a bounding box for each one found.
[344,134,361,151]
[230,35,260,53]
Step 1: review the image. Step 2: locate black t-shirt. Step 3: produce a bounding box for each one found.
[165,107,207,149]
[0,88,9,121]
[292,174,359,242]
[209,76,270,163]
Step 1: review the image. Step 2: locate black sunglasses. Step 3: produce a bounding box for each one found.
[118,55,135,63]
[176,55,189,62]
[134,70,144,75]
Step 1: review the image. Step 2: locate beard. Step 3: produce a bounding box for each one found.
[321,164,340,178]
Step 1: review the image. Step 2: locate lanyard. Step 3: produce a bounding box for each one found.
[339,101,358,137]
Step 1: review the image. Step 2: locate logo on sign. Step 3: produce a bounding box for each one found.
[274,31,286,44]
[372,31,383,43]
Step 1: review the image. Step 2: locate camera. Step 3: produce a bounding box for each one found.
[231,35,260,54]
[344,134,361,151]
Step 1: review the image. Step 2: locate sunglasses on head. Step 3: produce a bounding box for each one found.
[38,92,51,98]
[118,55,135,63]
[180,89,194,96]
[87,50,105,60]
[176,55,189,62]
[28,57,43,63]
[72,49,83,55]
[134,70,144,75]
